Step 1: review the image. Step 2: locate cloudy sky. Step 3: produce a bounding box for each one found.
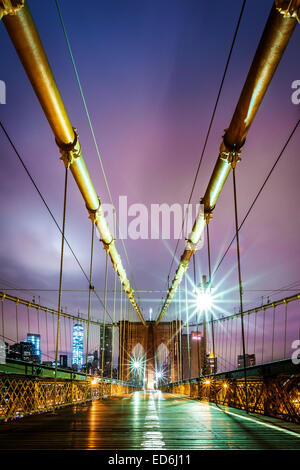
[0,0,299,362]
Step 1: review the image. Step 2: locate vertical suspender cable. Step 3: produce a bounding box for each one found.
[229,318,233,369]
[220,319,225,370]
[175,295,179,381]
[179,286,182,382]
[86,223,95,376]
[254,311,257,358]
[53,166,68,411]
[246,313,250,351]
[284,300,288,358]
[225,319,229,370]
[119,289,123,380]
[111,212,117,380]
[193,254,200,377]
[207,223,215,368]
[271,305,275,361]
[262,308,266,363]
[1,300,4,341]
[184,274,191,379]
[64,315,67,359]
[232,166,248,412]
[15,302,19,342]
[101,251,108,376]
[52,312,55,359]
[45,310,49,361]
[27,306,30,334]
[37,307,40,335]
[234,317,238,368]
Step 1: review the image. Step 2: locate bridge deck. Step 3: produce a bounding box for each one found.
[0,391,299,450]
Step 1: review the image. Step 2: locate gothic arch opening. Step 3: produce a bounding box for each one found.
[155,343,171,385]
[130,343,146,386]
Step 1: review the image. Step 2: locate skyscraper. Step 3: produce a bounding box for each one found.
[59,354,68,368]
[100,325,112,376]
[72,323,84,369]
[207,351,217,374]
[26,333,41,361]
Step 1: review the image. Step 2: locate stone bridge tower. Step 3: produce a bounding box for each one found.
[118,321,182,388]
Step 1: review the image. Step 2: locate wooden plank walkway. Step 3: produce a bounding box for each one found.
[0,391,299,450]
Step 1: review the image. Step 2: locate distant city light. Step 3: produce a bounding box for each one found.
[192,332,202,341]
[26,333,41,360]
[72,323,84,369]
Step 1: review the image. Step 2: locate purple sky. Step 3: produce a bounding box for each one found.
[0,0,299,358]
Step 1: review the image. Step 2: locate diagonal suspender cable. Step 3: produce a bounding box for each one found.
[232,166,248,413]
[212,118,300,279]
[156,4,298,325]
[167,0,247,280]
[1,2,145,325]
[54,0,141,306]
[0,120,113,322]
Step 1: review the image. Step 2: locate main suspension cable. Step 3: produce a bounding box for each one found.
[0,120,113,320]
[213,119,300,279]
[54,0,140,301]
[167,0,247,280]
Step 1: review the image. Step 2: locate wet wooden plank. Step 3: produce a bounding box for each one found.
[0,391,299,450]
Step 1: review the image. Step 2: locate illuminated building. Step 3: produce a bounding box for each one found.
[26,333,41,361]
[9,341,34,362]
[100,326,112,376]
[207,351,217,374]
[72,323,84,370]
[59,354,68,368]
[238,353,255,369]
[191,331,206,377]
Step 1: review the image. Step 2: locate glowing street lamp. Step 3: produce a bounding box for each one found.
[196,290,213,311]
[196,275,214,312]
[133,360,141,370]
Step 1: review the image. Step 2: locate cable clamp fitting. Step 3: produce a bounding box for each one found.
[185,239,201,252]
[180,256,190,269]
[275,0,300,22]
[219,138,242,169]
[0,0,24,19]
[102,238,116,254]
[201,199,215,224]
[56,128,81,169]
[87,197,102,224]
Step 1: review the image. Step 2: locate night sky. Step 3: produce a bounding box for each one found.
[0,0,299,363]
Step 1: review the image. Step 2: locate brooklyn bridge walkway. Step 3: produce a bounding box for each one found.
[0,391,299,450]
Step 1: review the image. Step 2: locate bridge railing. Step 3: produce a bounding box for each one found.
[0,373,138,421]
[160,359,300,424]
